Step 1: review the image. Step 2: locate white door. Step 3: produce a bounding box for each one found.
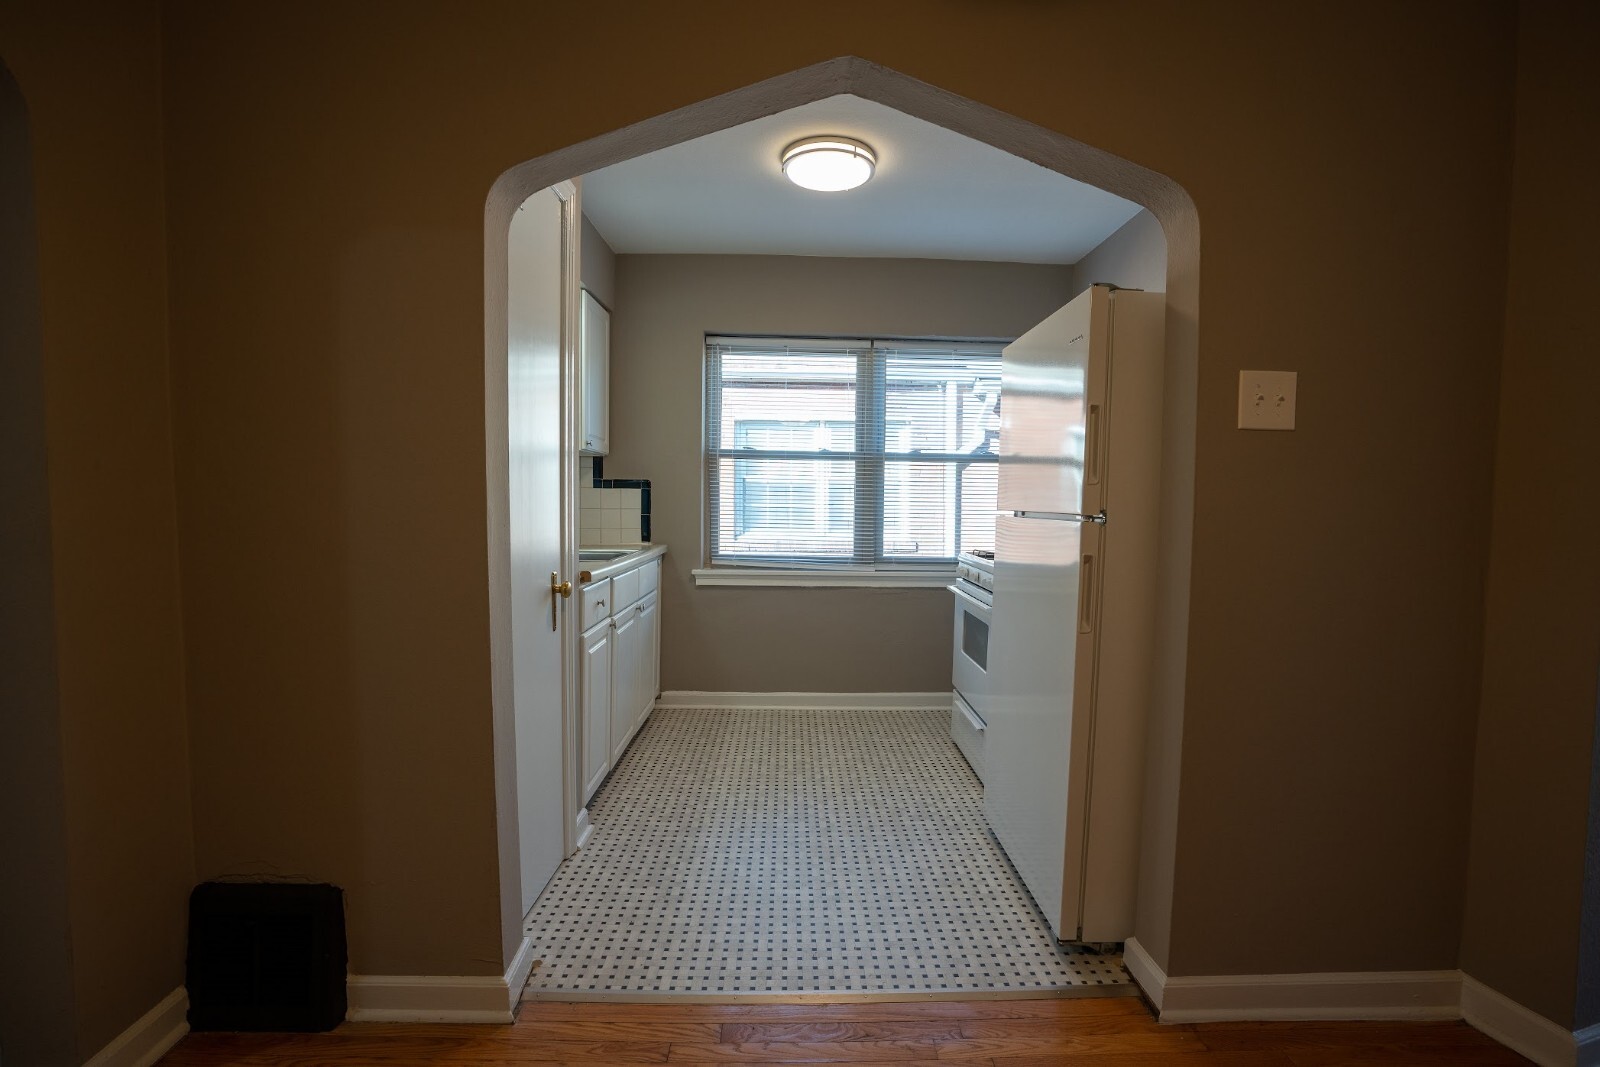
[508,187,569,915]
[581,621,611,803]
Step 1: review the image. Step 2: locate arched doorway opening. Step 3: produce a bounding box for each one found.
[484,55,1200,992]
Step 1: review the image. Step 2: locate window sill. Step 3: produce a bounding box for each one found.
[692,567,956,589]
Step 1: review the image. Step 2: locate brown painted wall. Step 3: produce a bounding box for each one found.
[606,254,1074,693]
[0,48,78,1067]
[0,0,194,1058]
[150,0,1521,986]
[1459,0,1600,1030]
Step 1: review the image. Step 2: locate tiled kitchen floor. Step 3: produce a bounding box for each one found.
[521,706,1130,998]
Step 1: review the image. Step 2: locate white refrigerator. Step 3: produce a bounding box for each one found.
[983,283,1166,944]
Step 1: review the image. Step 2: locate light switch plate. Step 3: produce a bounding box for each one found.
[1238,370,1297,430]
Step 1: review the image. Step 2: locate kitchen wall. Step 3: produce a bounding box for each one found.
[580,211,616,310]
[1070,209,1166,296]
[1458,0,1600,1030]
[606,254,1073,693]
[8,0,1552,1036]
[579,456,648,546]
[0,1,194,1060]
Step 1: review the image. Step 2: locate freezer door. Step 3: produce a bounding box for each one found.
[997,287,1108,515]
[983,513,1100,940]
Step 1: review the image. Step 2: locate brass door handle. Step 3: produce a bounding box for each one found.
[549,572,571,631]
[579,570,593,584]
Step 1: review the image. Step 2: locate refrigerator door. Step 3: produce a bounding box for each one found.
[983,513,1101,941]
[997,287,1107,515]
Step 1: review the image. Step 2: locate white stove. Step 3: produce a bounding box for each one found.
[949,549,996,783]
[955,549,994,605]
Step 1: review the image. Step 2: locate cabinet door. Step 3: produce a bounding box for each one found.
[581,622,612,804]
[636,593,659,730]
[580,291,610,455]
[609,609,638,763]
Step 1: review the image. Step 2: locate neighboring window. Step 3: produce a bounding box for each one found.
[704,336,1003,569]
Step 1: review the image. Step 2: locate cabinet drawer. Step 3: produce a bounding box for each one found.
[580,577,612,629]
[611,565,641,612]
[950,691,986,785]
[638,558,659,597]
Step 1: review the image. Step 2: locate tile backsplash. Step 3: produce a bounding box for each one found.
[579,457,651,546]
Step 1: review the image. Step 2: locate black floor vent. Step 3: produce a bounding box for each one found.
[186,882,346,1031]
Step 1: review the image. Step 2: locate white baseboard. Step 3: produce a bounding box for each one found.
[347,936,535,1023]
[1122,939,1458,1023]
[1158,968,1463,1023]
[503,935,537,1009]
[656,691,951,710]
[573,807,594,849]
[1461,974,1578,1067]
[1122,936,1167,1010]
[83,987,189,1067]
[1123,946,1583,1064]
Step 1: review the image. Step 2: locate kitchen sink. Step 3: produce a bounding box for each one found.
[578,549,633,561]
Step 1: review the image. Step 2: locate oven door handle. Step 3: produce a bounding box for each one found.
[947,584,993,620]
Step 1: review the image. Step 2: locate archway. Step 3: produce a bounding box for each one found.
[483,55,1200,975]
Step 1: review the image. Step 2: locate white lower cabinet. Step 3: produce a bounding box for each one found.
[636,592,658,732]
[581,557,663,807]
[609,606,640,765]
[580,619,612,802]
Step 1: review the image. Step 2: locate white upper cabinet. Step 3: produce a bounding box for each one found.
[580,290,610,455]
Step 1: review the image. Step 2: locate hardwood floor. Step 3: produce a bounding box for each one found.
[158,996,1530,1065]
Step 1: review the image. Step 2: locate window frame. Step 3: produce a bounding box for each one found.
[699,335,1005,587]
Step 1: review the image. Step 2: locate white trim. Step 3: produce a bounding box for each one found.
[1121,952,1584,1065]
[573,807,593,849]
[1461,974,1578,1067]
[83,987,188,1067]
[1133,954,1460,1024]
[1121,936,1166,1011]
[503,935,538,1012]
[347,936,535,1023]
[692,567,955,589]
[656,691,951,710]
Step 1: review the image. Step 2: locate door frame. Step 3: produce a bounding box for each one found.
[555,181,585,855]
[485,177,584,962]
[484,55,1200,976]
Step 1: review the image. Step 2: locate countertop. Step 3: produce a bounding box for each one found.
[576,543,667,584]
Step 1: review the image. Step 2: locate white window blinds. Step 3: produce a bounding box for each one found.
[705,336,1004,568]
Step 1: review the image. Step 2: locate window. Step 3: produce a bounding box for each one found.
[704,336,1003,576]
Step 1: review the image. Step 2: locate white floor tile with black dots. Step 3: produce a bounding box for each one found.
[521,706,1131,998]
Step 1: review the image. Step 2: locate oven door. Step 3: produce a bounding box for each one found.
[949,583,994,711]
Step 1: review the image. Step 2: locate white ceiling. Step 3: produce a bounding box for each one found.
[581,95,1142,265]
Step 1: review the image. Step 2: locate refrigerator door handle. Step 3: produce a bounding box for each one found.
[1085,402,1103,486]
[1078,553,1096,634]
[1012,509,1107,524]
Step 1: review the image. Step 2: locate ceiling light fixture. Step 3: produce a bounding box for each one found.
[780,136,877,192]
